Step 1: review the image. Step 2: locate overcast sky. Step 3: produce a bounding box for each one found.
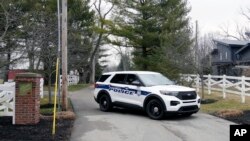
[188,0,250,35]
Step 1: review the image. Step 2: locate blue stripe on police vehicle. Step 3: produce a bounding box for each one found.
[109,85,137,95]
[109,85,150,96]
[97,84,151,96]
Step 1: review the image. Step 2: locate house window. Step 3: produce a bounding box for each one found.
[225,52,228,60]
[220,53,222,60]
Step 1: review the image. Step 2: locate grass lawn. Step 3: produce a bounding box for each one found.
[41,84,89,115]
[40,96,74,115]
[44,83,89,92]
[68,84,89,91]
[199,91,250,114]
[40,96,55,115]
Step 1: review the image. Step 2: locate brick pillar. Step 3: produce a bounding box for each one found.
[15,73,42,125]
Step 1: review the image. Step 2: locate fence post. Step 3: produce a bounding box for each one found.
[187,74,190,82]
[208,74,211,95]
[40,78,44,98]
[241,76,246,103]
[196,74,200,92]
[222,75,226,99]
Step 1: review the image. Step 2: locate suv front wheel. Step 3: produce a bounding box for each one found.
[99,94,112,112]
[146,99,164,120]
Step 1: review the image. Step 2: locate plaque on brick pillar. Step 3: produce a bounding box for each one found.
[19,82,32,96]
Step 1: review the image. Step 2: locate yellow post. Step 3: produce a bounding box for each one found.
[52,58,59,135]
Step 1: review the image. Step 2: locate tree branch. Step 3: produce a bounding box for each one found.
[241,8,250,21]
[0,2,9,41]
[93,0,102,19]
[220,24,240,40]
[103,2,114,19]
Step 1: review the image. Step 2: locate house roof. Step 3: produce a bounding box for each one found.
[235,43,250,54]
[213,39,250,46]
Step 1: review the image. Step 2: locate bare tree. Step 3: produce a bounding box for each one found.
[0,1,26,81]
[197,34,215,74]
[220,23,249,40]
[110,38,132,71]
[89,0,114,83]
[220,8,250,40]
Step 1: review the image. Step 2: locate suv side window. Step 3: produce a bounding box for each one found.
[98,75,111,82]
[125,74,139,85]
[110,74,126,84]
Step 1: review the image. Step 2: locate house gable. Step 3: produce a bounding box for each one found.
[212,41,232,64]
[212,39,250,64]
[211,39,250,76]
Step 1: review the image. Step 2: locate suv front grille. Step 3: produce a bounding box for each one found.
[176,91,197,100]
[178,105,199,112]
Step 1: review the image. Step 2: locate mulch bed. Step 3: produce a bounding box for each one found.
[0,117,74,141]
[222,110,250,125]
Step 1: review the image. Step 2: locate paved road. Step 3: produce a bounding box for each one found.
[69,87,235,141]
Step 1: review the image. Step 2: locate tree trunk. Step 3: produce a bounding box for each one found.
[28,55,34,70]
[89,43,101,83]
[78,70,87,84]
[90,56,96,84]
[48,74,52,104]
[79,72,84,83]
[89,26,103,84]
[4,47,11,81]
[36,58,41,70]
[142,46,147,70]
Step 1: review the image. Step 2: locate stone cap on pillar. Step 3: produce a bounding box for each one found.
[16,73,42,78]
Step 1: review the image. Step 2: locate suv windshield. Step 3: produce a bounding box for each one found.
[137,73,174,86]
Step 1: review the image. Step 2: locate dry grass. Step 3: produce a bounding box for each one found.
[56,111,76,119]
[199,90,250,114]
[214,109,243,118]
[40,111,76,120]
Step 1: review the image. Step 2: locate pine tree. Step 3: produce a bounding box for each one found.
[68,0,95,83]
[110,0,193,79]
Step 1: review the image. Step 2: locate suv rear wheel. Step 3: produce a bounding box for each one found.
[99,94,112,112]
[146,99,164,120]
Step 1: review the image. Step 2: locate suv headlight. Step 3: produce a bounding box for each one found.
[159,90,179,96]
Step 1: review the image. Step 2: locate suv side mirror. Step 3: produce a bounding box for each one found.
[131,80,141,86]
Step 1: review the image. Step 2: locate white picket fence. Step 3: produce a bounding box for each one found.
[60,75,79,86]
[0,78,44,124]
[40,78,44,98]
[0,82,15,124]
[181,74,250,103]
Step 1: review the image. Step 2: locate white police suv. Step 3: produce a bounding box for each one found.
[94,71,200,119]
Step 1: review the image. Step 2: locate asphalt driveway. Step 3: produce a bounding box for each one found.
[69,87,235,141]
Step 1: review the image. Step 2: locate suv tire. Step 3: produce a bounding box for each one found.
[99,94,112,112]
[146,99,164,120]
